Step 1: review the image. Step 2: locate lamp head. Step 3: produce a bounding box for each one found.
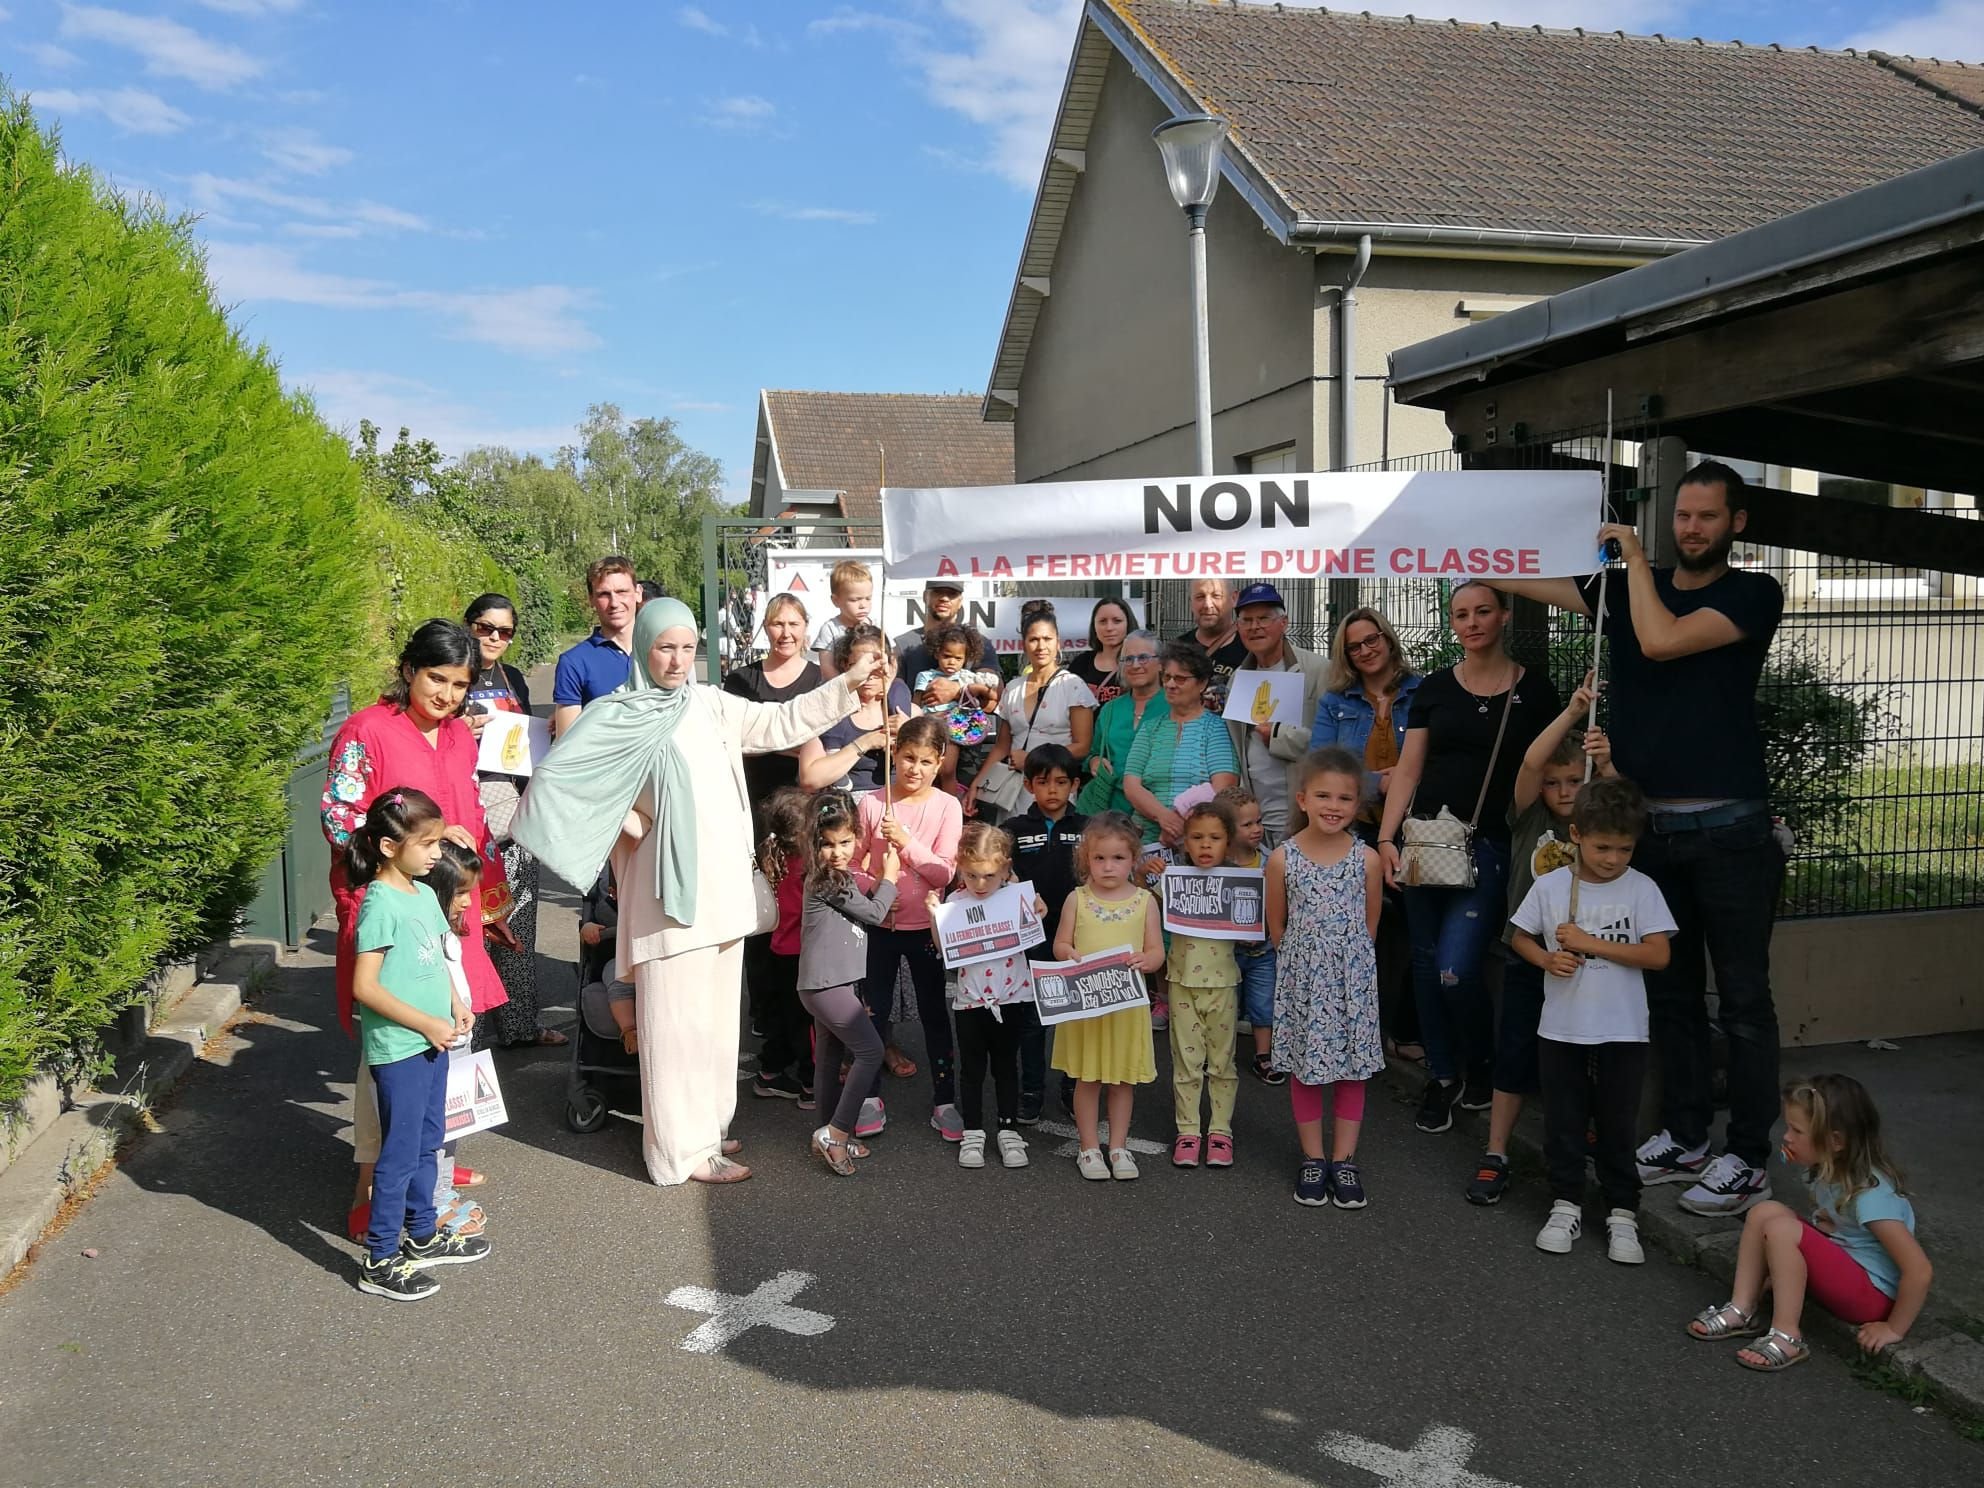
[1152,113,1230,212]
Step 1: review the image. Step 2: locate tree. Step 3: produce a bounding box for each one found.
[560,403,737,604]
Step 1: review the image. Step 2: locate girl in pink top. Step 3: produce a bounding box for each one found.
[856,715,964,1139]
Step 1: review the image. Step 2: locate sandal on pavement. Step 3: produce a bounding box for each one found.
[883,1046,918,1079]
[1205,1133,1234,1168]
[1172,1134,1202,1168]
[1688,1302,1764,1341]
[811,1127,857,1177]
[1736,1328,1809,1372]
[1076,1147,1110,1181]
[1109,1147,1140,1181]
[1249,1053,1287,1087]
[453,1165,485,1189]
[690,1156,753,1184]
[437,1194,487,1237]
[533,1027,569,1047]
[721,1138,743,1157]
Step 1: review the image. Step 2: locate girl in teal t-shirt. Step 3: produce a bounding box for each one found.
[348,788,482,1300]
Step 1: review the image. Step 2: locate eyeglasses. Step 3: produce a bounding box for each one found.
[1346,635,1386,654]
[1160,672,1200,687]
[1121,652,1158,665]
[471,621,516,641]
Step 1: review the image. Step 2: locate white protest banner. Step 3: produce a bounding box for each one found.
[1222,669,1306,729]
[444,1047,509,1138]
[1032,946,1149,1027]
[475,711,550,777]
[931,880,1046,969]
[880,471,1601,582]
[754,548,1142,658]
[1161,866,1268,941]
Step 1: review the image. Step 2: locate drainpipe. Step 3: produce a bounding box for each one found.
[1336,234,1372,470]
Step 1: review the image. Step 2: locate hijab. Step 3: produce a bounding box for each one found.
[510,599,703,925]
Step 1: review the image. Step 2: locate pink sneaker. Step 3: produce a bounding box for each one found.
[1205,1133,1234,1168]
[1149,999,1170,1031]
[855,1097,886,1138]
[1171,1134,1201,1167]
[931,1103,964,1141]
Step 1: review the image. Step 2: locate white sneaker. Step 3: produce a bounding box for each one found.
[1607,1208,1645,1265]
[1536,1199,1582,1254]
[1076,1146,1110,1181]
[997,1129,1029,1168]
[1109,1147,1140,1181]
[1636,1128,1711,1186]
[957,1129,986,1168]
[1678,1153,1772,1217]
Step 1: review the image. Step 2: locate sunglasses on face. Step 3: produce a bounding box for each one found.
[471,621,516,641]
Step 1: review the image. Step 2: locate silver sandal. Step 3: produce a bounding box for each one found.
[811,1127,857,1177]
[1736,1328,1810,1372]
[1687,1302,1764,1340]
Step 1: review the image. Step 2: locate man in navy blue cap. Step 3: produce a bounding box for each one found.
[1225,581,1329,845]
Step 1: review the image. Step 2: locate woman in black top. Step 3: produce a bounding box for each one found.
[462,592,565,1047]
[722,591,823,823]
[1377,581,1559,1131]
[796,625,913,796]
[1069,596,1136,709]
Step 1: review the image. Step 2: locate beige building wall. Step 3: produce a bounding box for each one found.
[1776,910,1984,1043]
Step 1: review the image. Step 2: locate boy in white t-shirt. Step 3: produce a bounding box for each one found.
[813,560,874,677]
[1509,776,1676,1265]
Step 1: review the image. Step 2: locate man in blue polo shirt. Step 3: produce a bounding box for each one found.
[552,556,639,737]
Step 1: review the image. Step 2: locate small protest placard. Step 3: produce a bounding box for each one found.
[444,1047,509,1137]
[1162,866,1267,941]
[1032,946,1149,1027]
[931,880,1045,969]
[1219,668,1306,729]
[475,711,551,777]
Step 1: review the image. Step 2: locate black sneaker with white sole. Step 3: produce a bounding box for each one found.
[1635,1128,1711,1187]
[1463,1153,1511,1206]
[1016,1092,1043,1126]
[1456,1076,1493,1112]
[403,1228,491,1269]
[358,1251,440,1300]
[752,1071,806,1100]
[1414,1079,1459,1134]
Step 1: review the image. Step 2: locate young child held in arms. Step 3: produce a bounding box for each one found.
[347,788,485,1299]
[912,623,1001,796]
[1010,744,1087,1122]
[929,822,1040,1170]
[815,559,874,678]
[1053,812,1166,1181]
[1466,674,1612,1205]
[799,791,900,1176]
[1268,749,1384,1209]
[1218,786,1281,1087]
[1510,776,1675,1264]
[1687,1074,1930,1372]
[1163,799,1243,1169]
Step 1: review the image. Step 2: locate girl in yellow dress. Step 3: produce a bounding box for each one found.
[1052,812,1167,1181]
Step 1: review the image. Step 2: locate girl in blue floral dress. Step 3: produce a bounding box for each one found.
[1267,747,1384,1211]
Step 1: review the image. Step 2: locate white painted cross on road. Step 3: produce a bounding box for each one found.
[663,1270,836,1354]
[1321,1426,1521,1488]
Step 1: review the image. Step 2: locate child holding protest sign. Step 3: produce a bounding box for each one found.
[1052,813,1165,1181]
[1219,786,1282,1086]
[1163,799,1244,1169]
[1268,749,1385,1210]
[929,823,1042,1170]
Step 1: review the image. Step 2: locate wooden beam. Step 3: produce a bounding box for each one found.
[1741,485,1984,576]
[1668,404,1984,501]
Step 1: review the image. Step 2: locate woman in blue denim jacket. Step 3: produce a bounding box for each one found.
[1309,607,1422,830]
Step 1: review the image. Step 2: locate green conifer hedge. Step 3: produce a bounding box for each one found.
[0,98,376,1105]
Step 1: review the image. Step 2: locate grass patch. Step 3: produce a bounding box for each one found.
[1783,762,1984,917]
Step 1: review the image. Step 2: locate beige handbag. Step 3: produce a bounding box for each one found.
[1400,673,1517,890]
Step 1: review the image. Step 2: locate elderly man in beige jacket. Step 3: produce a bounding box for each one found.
[1225,582,1330,846]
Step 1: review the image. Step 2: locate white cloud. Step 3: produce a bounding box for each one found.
[708,93,777,129]
[191,0,304,12]
[809,7,918,38]
[677,4,726,36]
[295,369,578,455]
[282,222,364,239]
[203,242,602,356]
[27,42,83,68]
[673,398,731,412]
[751,200,877,224]
[60,4,265,89]
[28,85,190,134]
[181,172,431,234]
[261,129,353,175]
[1848,0,1984,59]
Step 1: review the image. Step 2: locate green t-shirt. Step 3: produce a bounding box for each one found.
[1503,798,1579,947]
[354,880,455,1066]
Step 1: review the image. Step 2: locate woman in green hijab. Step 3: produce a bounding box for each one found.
[513,598,879,1185]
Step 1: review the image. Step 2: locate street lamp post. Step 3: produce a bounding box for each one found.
[1152,113,1229,477]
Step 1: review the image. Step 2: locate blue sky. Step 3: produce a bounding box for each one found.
[7,0,1978,498]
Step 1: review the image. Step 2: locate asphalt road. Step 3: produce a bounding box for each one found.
[1,884,1975,1488]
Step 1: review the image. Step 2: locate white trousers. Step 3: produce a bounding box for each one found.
[634,939,744,1185]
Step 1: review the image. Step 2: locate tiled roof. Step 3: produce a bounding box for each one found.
[757,391,1013,531]
[1112,0,1984,241]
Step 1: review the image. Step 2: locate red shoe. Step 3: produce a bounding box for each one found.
[1171,1134,1202,1167]
[453,1165,484,1188]
[1205,1133,1234,1168]
[346,1202,370,1242]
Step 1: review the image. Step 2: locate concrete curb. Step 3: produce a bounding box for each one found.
[1374,1054,1984,1424]
[0,943,277,1280]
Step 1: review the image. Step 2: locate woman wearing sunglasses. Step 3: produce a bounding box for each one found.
[463,593,566,1048]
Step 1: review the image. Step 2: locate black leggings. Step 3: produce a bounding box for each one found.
[955,1005,1025,1130]
[1539,1038,1649,1213]
[865,927,955,1106]
[755,948,812,1084]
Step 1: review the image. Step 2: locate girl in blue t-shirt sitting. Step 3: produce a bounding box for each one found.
[349,787,485,1300]
[1686,1073,1930,1371]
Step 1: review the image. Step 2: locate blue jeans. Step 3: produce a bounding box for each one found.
[366,1047,448,1261]
[1402,837,1510,1085]
[1633,810,1785,1167]
[1237,945,1276,1029]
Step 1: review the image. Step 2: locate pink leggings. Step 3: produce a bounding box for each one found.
[1290,1078,1366,1124]
[1797,1221,1894,1324]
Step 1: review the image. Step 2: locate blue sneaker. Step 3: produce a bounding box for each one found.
[1293,1158,1331,1207]
[1329,1159,1368,1209]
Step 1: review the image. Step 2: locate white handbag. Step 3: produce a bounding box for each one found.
[1399,673,1517,890]
[750,866,780,936]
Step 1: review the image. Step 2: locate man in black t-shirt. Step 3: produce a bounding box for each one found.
[1176,577,1250,715]
[1495,461,1785,1221]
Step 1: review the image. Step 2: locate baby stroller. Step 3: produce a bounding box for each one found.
[566,978,640,1133]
